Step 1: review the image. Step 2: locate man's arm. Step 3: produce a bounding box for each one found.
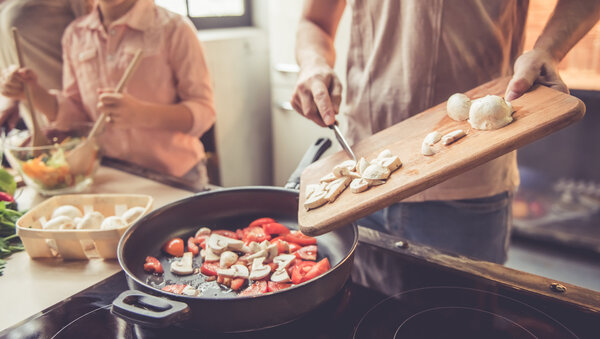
[506,0,600,101]
[291,0,346,127]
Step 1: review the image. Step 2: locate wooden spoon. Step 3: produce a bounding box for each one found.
[11,27,50,147]
[65,49,143,175]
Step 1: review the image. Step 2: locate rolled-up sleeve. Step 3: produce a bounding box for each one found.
[51,26,91,129]
[168,18,216,138]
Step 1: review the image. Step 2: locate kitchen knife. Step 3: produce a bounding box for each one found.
[329,123,357,163]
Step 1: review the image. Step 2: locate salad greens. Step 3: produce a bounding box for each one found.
[0,170,24,276]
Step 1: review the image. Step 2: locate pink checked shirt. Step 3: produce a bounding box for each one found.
[50,0,215,177]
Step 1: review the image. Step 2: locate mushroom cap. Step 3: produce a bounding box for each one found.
[100,216,127,230]
[447,93,471,121]
[44,215,75,230]
[468,95,513,130]
[52,205,83,220]
[77,211,105,230]
[121,206,146,224]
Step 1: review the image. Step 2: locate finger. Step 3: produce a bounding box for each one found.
[298,92,325,127]
[310,80,336,125]
[505,64,539,102]
[330,76,343,114]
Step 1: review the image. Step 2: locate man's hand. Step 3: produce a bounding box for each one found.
[97,89,145,128]
[505,49,568,102]
[291,65,342,127]
[0,65,38,101]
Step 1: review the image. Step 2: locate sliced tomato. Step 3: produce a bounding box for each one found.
[271,238,289,254]
[243,226,271,243]
[235,228,244,240]
[283,231,317,246]
[231,278,245,291]
[162,284,187,294]
[248,217,276,228]
[213,230,238,239]
[288,242,302,253]
[291,260,316,284]
[295,245,317,261]
[240,280,268,296]
[268,262,278,273]
[162,238,184,257]
[200,262,220,276]
[268,281,292,292]
[187,237,199,256]
[143,256,163,274]
[303,258,331,282]
[262,222,291,235]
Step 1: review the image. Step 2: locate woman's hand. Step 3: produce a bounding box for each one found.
[505,49,568,102]
[291,64,342,127]
[0,65,38,101]
[97,90,146,128]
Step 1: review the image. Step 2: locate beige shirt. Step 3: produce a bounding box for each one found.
[341,0,528,202]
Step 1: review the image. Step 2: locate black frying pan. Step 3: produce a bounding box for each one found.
[111,139,358,332]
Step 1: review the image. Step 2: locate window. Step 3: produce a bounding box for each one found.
[155,0,251,29]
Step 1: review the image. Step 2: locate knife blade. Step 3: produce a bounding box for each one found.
[329,123,357,163]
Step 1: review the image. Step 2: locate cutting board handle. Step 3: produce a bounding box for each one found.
[284,138,332,190]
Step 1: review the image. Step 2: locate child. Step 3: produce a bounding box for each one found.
[0,0,216,184]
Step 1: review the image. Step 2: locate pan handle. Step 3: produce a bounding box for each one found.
[284,137,332,190]
[111,290,190,328]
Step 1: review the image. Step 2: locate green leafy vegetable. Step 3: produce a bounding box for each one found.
[0,168,16,196]
[0,194,25,276]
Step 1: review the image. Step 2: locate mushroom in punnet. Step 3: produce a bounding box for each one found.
[207,233,244,253]
[121,206,146,224]
[76,211,104,230]
[44,216,75,230]
[100,216,127,230]
[51,205,83,220]
[248,258,271,280]
[195,227,211,237]
[170,252,194,275]
[220,251,238,268]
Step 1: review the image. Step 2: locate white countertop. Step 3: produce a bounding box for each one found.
[0,166,195,331]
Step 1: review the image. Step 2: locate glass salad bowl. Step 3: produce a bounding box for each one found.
[4,124,102,196]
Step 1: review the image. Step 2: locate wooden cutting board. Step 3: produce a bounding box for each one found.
[298,77,585,236]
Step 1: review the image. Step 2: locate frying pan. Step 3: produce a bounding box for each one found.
[111,139,359,332]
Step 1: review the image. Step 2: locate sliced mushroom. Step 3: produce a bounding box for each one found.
[371,156,402,172]
[332,160,357,178]
[357,157,369,176]
[305,183,323,200]
[362,163,390,181]
[347,171,362,179]
[121,206,146,224]
[421,141,435,156]
[350,178,370,193]
[220,251,238,268]
[304,190,329,210]
[247,241,262,254]
[181,285,200,296]
[264,243,279,263]
[273,254,296,269]
[231,264,249,279]
[249,258,271,281]
[270,268,291,283]
[319,172,337,183]
[246,248,267,261]
[366,179,386,186]
[325,176,351,202]
[170,252,194,275]
[204,246,220,262]
[259,240,270,251]
[195,227,211,237]
[51,205,83,220]
[207,233,244,253]
[441,129,466,145]
[423,131,441,145]
[216,267,236,277]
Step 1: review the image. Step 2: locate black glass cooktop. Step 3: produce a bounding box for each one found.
[2,236,599,339]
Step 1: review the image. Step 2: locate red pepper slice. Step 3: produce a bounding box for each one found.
[161,284,187,294]
[187,237,199,256]
[143,256,163,274]
[242,226,271,243]
[291,260,316,284]
[261,222,291,235]
[295,245,317,261]
[240,280,268,296]
[248,217,276,228]
[162,238,184,257]
[282,231,317,246]
[213,230,238,239]
[268,281,292,292]
[200,262,220,276]
[303,258,331,282]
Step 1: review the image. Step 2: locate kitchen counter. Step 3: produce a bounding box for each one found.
[0,166,197,331]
